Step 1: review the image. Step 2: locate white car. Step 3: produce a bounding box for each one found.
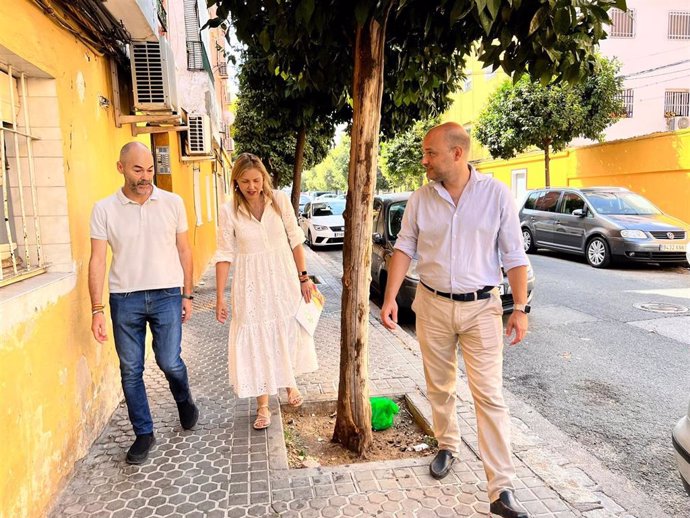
[299,199,346,247]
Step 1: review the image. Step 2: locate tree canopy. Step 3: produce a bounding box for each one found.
[380,117,439,191]
[208,0,626,455]
[474,56,625,186]
[302,135,350,192]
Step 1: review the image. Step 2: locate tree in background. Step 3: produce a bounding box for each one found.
[233,45,347,207]
[380,117,439,191]
[209,0,625,455]
[302,135,350,192]
[474,57,625,187]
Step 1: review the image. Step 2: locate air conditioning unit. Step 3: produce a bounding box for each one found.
[667,116,690,131]
[130,37,178,112]
[187,115,212,155]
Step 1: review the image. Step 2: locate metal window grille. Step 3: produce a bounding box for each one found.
[664,90,690,117]
[610,8,635,38]
[186,41,204,71]
[669,11,690,39]
[616,88,634,118]
[184,0,204,71]
[0,67,45,287]
[156,0,167,31]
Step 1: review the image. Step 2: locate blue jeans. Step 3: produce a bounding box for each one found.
[110,288,191,435]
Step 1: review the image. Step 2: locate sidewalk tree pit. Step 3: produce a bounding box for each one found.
[281,397,437,468]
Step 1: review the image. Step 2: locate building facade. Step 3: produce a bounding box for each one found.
[445,1,690,211]
[0,1,231,516]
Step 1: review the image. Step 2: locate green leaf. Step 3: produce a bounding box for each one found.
[554,7,571,33]
[449,0,473,24]
[259,28,271,52]
[486,0,500,20]
[529,6,547,36]
[297,0,316,25]
[475,0,488,15]
[478,11,493,34]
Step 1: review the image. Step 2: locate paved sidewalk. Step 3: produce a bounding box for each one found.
[50,248,664,518]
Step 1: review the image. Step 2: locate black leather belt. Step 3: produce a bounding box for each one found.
[421,281,494,301]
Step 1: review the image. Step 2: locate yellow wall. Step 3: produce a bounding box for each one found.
[0,3,218,517]
[472,129,690,223]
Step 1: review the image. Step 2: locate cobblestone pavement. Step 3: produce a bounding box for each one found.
[50,248,664,518]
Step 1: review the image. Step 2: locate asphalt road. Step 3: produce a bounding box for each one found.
[315,245,690,517]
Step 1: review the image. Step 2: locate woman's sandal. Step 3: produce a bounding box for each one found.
[286,388,304,408]
[253,405,271,430]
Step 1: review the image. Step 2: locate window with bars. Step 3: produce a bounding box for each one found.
[668,11,690,39]
[616,88,634,118]
[609,8,635,38]
[664,90,690,117]
[184,0,203,71]
[1,67,69,287]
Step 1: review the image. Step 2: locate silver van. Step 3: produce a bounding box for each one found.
[519,187,689,268]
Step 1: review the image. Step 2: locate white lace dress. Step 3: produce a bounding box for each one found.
[213,190,318,398]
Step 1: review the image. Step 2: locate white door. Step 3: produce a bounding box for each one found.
[511,169,527,204]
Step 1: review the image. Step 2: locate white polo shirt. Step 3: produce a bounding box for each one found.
[90,185,188,293]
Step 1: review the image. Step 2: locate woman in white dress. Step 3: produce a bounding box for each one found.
[214,153,318,429]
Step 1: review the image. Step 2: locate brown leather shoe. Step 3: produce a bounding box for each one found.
[490,490,529,518]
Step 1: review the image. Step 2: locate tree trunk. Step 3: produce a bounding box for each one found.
[543,140,551,187]
[291,125,307,214]
[332,11,389,455]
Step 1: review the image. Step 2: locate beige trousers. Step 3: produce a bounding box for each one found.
[412,283,515,501]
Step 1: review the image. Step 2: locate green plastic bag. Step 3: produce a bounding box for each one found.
[370,397,400,431]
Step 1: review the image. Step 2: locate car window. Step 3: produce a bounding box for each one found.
[585,191,662,215]
[535,190,561,212]
[558,193,586,214]
[523,191,540,210]
[388,201,407,240]
[313,200,346,217]
[299,195,310,204]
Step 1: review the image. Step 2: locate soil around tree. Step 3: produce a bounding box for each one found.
[281,397,438,469]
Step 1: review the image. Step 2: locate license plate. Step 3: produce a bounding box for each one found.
[498,285,505,295]
[660,244,686,251]
[334,232,344,238]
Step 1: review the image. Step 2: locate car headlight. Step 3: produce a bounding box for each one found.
[313,225,328,231]
[621,229,647,239]
[406,259,419,280]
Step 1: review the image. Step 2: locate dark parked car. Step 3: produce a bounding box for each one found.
[370,192,534,312]
[519,187,690,268]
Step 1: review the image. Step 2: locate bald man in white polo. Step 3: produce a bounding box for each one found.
[89,142,199,464]
[381,123,531,518]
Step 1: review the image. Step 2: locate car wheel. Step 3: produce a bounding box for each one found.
[308,230,316,248]
[522,228,536,253]
[586,236,611,268]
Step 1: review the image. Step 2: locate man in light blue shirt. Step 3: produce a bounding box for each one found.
[381,122,530,518]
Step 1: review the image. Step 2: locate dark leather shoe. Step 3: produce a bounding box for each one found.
[126,433,156,464]
[429,449,456,479]
[490,490,529,518]
[177,396,199,430]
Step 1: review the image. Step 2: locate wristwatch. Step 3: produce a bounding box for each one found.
[514,304,531,314]
[182,294,194,300]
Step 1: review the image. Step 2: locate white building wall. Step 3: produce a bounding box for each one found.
[166,0,217,119]
[599,0,690,140]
